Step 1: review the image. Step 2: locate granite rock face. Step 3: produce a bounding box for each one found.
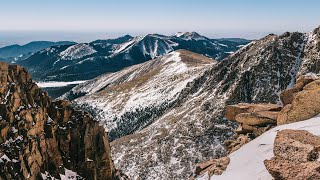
[0,63,124,180]
[264,130,320,180]
[277,75,320,125]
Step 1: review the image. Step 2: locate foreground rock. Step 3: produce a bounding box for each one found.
[280,75,319,105]
[225,103,281,121]
[225,103,281,138]
[264,130,320,180]
[0,63,124,179]
[277,75,320,125]
[191,157,230,179]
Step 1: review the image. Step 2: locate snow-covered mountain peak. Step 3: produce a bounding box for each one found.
[174,31,207,41]
[59,43,97,60]
[113,34,178,59]
[20,33,249,82]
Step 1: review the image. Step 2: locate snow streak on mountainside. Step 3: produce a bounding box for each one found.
[59,43,97,60]
[299,27,320,75]
[19,33,248,82]
[104,29,320,179]
[113,34,178,59]
[69,50,215,140]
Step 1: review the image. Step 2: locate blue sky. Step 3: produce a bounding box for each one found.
[1,0,320,44]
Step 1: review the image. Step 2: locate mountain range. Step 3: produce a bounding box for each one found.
[2,26,320,179]
[18,32,249,82]
[0,41,75,62]
[60,27,320,179]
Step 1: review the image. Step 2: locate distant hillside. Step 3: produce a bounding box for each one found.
[19,32,250,82]
[0,41,76,62]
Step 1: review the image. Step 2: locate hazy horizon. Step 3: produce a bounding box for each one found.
[0,27,318,47]
[1,0,320,46]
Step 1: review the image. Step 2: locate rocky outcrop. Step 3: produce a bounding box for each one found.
[225,103,281,137]
[277,74,320,125]
[264,130,320,180]
[224,134,251,153]
[280,75,318,105]
[191,157,230,179]
[0,63,124,179]
[225,103,281,121]
[192,103,282,179]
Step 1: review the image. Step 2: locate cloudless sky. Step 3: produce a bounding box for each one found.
[1,0,320,44]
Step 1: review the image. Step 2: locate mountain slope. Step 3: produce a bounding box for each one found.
[67,50,215,140]
[0,41,75,62]
[105,28,320,179]
[19,33,248,82]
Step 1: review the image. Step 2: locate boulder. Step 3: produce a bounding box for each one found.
[235,111,278,126]
[280,87,299,105]
[303,79,320,90]
[264,130,320,180]
[273,130,320,163]
[295,75,319,90]
[234,124,252,134]
[277,87,320,125]
[240,124,273,137]
[224,134,251,153]
[193,157,230,177]
[264,157,320,180]
[225,103,282,121]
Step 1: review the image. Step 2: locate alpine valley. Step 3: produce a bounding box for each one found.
[1,25,320,180]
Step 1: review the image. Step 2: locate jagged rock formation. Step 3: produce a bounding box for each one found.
[264,130,320,180]
[64,27,320,179]
[0,62,123,179]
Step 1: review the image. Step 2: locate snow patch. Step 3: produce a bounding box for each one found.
[60,168,81,180]
[0,153,11,163]
[37,81,87,88]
